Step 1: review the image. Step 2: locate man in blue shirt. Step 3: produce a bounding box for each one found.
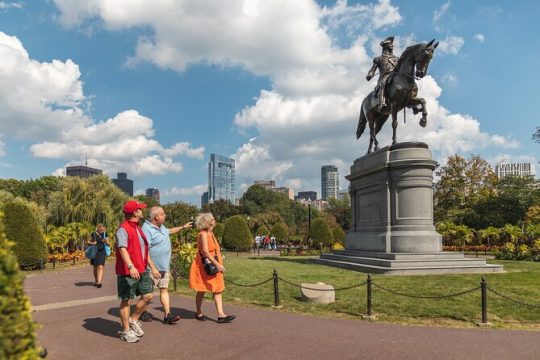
[142,206,192,324]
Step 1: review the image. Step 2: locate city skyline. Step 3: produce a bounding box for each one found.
[0,0,538,206]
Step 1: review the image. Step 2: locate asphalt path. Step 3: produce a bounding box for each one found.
[25,262,540,360]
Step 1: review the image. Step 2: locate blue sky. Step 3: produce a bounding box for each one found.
[0,0,538,205]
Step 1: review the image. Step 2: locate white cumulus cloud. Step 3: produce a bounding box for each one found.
[438,35,464,55]
[473,34,485,43]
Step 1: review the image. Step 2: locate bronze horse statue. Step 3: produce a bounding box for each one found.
[357,39,438,153]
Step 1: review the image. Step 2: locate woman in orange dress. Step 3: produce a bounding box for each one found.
[189,213,235,323]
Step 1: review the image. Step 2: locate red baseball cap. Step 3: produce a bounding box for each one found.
[123,200,147,214]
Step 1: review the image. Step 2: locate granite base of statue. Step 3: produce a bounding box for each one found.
[314,142,503,275]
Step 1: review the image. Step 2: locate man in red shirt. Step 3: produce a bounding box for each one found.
[115,200,160,343]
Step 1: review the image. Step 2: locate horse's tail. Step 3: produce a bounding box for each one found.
[356,105,367,139]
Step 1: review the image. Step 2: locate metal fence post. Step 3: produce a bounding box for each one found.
[72,257,76,265]
[273,269,280,307]
[39,258,44,270]
[481,276,487,324]
[52,257,56,270]
[367,274,372,316]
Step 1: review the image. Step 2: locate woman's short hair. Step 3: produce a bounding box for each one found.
[195,213,215,230]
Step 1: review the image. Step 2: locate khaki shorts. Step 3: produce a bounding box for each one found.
[152,271,170,289]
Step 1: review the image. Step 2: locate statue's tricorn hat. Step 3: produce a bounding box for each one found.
[380,36,394,47]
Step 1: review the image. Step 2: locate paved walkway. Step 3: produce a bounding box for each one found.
[25,264,540,360]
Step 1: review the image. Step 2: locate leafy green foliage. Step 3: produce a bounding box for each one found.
[171,242,197,278]
[0,176,62,207]
[0,212,41,359]
[533,126,540,143]
[162,201,198,229]
[332,226,346,245]
[325,197,351,231]
[222,215,252,251]
[240,185,318,236]
[309,218,334,247]
[270,223,288,243]
[201,199,240,221]
[135,194,160,208]
[0,191,47,231]
[213,223,225,240]
[45,222,93,254]
[47,175,128,230]
[3,202,47,269]
[255,225,269,236]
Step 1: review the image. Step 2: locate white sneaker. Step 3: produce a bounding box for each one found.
[120,329,139,343]
[129,318,144,337]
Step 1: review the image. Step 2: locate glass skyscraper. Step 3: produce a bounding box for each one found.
[321,165,339,200]
[208,153,236,204]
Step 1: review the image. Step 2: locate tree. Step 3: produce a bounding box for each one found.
[332,227,346,246]
[213,223,225,241]
[533,126,540,143]
[47,175,128,230]
[255,225,269,236]
[0,212,41,359]
[3,202,48,269]
[310,218,334,249]
[135,194,160,208]
[162,201,198,229]
[201,199,239,221]
[222,215,252,252]
[434,155,497,224]
[325,197,351,231]
[270,223,289,243]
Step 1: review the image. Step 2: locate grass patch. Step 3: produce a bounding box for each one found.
[173,253,540,329]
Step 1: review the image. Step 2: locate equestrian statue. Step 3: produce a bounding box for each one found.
[357,37,438,153]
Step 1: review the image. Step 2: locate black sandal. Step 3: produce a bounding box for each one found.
[195,314,207,321]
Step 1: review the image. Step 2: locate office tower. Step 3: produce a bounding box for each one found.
[295,191,317,201]
[66,165,102,178]
[254,180,276,189]
[201,192,209,207]
[145,188,160,203]
[495,162,533,179]
[208,154,235,203]
[112,172,133,196]
[321,165,339,200]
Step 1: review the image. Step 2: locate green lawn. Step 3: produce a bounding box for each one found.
[173,253,540,330]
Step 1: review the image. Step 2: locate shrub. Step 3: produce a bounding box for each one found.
[171,242,197,278]
[310,218,334,248]
[270,223,288,243]
[0,212,41,359]
[255,225,269,236]
[222,215,252,252]
[3,202,47,269]
[332,227,346,246]
[213,223,225,241]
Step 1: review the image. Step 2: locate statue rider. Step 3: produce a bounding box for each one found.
[366,36,399,111]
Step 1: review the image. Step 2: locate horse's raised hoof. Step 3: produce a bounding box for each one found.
[419,117,427,127]
[412,107,420,115]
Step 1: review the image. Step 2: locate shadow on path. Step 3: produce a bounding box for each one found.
[82,317,121,338]
[74,281,95,287]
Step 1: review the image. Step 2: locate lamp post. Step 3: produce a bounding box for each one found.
[308,203,312,248]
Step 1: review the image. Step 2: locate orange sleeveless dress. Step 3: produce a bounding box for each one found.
[189,231,225,293]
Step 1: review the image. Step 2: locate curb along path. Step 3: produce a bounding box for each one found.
[25,264,540,360]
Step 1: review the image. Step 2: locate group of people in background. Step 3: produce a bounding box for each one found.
[254,234,277,252]
[86,199,235,343]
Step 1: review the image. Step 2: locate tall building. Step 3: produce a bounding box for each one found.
[145,188,160,203]
[208,153,235,204]
[112,172,133,196]
[495,162,533,179]
[271,187,294,200]
[66,165,102,178]
[254,180,276,189]
[321,165,339,200]
[295,191,317,201]
[201,192,209,207]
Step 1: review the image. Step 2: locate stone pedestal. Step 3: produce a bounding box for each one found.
[314,142,503,275]
[300,283,335,304]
